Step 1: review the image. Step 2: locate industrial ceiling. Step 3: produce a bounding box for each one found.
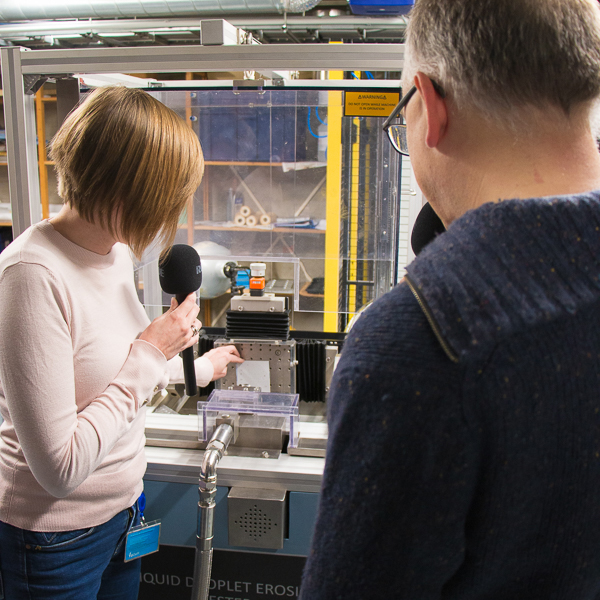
[0,0,408,49]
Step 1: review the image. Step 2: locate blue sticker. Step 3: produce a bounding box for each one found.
[124,521,161,562]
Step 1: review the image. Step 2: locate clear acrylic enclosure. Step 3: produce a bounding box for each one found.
[136,83,402,333]
[200,389,300,449]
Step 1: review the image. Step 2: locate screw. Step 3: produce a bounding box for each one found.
[326,356,331,362]
[275,350,281,356]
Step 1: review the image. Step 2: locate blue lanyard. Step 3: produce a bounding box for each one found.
[138,491,146,522]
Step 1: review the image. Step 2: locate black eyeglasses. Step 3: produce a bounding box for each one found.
[383,80,446,156]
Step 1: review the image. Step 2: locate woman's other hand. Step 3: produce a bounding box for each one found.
[202,345,244,380]
[139,293,201,360]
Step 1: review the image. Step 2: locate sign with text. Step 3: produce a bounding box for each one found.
[344,91,400,117]
[140,545,306,600]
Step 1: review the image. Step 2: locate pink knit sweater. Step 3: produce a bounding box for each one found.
[0,221,212,531]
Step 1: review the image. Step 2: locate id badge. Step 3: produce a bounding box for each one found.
[124,520,161,562]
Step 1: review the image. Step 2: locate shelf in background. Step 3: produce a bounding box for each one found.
[205,161,283,167]
[190,224,325,234]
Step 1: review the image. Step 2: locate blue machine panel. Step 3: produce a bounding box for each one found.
[142,479,319,556]
[139,480,319,599]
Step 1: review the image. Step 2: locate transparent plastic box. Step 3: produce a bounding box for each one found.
[136,83,402,334]
[199,389,300,449]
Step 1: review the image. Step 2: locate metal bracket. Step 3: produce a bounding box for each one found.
[23,74,47,95]
[233,78,265,92]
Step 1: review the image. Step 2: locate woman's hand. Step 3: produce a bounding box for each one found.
[202,345,244,380]
[139,293,201,360]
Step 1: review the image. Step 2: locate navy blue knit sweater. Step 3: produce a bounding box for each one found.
[299,193,600,600]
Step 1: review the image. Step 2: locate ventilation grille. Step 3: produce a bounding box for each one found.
[197,336,216,395]
[296,339,326,402]
[228,488,286,549]
[233,504,278,542]
[225,310,290,340]
[197,335,215,356]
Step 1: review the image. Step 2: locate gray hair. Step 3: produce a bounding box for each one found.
[405,0,600,129]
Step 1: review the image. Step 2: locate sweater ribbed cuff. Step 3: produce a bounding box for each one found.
[195,356,215,388]
[114,339,169,411]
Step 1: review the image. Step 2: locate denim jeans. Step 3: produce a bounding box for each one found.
[0,502,141,600]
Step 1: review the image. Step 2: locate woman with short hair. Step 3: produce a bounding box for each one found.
[0,85,242,599]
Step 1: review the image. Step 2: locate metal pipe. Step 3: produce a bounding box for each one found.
[0,16,409,40]
[191,423,234,600]
[0,0,325,21]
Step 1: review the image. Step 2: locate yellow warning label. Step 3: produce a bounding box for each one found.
[344,91,400,117]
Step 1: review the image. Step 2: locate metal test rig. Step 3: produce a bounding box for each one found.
[2,34,411,599]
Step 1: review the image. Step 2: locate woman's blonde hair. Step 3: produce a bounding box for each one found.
[50,85,204,258]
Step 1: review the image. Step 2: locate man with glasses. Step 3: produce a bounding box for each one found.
[383,79,446,157]
[300,1,600,599]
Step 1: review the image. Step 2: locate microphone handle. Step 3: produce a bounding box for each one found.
[176,293,198,397]
[181,347,198,397]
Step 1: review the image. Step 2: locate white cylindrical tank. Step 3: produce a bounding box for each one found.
[193,241,233,299]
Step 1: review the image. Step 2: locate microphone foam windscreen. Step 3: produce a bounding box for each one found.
[411,202,446,256]
[158,244,203,295]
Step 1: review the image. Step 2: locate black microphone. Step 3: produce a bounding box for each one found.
[158,244,203,397]
[411,202,446,256]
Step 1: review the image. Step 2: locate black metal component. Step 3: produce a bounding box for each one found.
[225,310,291,340]
[296,339,327,403]
[223,262,250,296]
[197,335,216,396]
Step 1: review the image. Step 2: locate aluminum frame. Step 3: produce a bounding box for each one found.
[1,47,42,236]
[18,43,403,75]
[2,43,404,237]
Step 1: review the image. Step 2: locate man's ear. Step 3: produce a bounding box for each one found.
[414,72,448,149]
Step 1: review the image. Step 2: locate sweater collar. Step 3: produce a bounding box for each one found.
[405,192,600,361]
[38,220,121,269]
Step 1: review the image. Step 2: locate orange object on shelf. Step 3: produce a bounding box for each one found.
[249,262,267,297]
[249,277,265,290]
